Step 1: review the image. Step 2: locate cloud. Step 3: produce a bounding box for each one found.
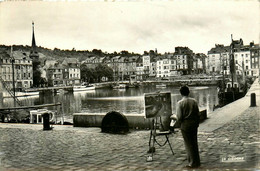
[0,0,259,54]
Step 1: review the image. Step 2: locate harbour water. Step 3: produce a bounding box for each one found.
[2,85,219,122]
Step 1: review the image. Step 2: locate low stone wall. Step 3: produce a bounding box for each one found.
[73,110,207,130]
[73,113,153,129]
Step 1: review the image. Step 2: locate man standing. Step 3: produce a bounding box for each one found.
[176,85,200,168]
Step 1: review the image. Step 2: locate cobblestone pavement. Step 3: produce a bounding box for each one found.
[0,79,259,171]
[0,103,259,171]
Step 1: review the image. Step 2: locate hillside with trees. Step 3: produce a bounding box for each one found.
[0,45,142,62]
[0,45,145,85]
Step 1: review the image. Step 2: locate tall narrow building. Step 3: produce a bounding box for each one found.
[29,22,39,60]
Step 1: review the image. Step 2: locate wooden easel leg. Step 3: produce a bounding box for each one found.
[165,135,174,155]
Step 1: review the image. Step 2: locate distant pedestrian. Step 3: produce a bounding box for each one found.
[176,85,200,168]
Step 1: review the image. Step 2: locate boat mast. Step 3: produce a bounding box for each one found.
[230,34,236,101]
[220,52,225,103]
[11,46,16,107]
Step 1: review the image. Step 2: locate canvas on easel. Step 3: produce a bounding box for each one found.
[144,92,172,131]
[144,92,175,162]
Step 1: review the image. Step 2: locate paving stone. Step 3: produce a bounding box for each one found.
[0,83,259,171]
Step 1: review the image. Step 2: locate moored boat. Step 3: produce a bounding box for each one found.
[3,90,39,98]
[73,84,95,92]
[113,83,126,89]
[156,84,167,88]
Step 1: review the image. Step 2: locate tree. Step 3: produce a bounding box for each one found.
[95,64,113,82]
[92,49,103,56]
[149,50,155,56]
[113,51,118,56]
[143,51,149,55]
[120,50,130,57]
[80,64,96,83]
[32,59,42,87]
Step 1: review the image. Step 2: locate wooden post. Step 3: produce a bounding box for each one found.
[61,103,64,125]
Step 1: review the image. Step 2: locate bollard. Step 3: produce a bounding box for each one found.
[250,93,256,107]
[42,113,52,131]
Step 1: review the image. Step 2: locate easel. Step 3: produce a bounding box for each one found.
[146,116,176,162]
[144,92,176,162]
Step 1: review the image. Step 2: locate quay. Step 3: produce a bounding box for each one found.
[73,110,207,129]
[18,75,220,93]
[0,79,259,170]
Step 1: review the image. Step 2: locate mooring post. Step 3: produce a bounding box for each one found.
[250,93,256,107]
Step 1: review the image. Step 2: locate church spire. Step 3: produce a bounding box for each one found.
[31,21,36,52]
[30,21,39,60]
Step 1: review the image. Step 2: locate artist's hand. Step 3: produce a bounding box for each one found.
[170,114,177,120]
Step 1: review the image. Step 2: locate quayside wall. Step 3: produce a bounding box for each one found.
[73,110,207,130]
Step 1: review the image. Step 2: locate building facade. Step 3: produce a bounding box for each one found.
[250,43,260,77]
[207,39,259,77]
[46,58,81,86]
[0,50,33,90]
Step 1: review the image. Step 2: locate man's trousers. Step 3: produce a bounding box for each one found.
[181,128,200,167]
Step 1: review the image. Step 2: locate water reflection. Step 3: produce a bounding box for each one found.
[1,85,219,121]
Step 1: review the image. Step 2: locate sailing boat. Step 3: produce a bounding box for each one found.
[217,35,247,105]
[1,47,39,99]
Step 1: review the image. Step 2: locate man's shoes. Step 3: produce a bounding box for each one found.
[185,165,192,169]
[185,164,200,169]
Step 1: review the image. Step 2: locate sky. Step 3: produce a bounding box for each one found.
[0,0,259,54]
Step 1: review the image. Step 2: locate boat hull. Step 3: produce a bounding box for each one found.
[73,86,95,92]
[3,91,39,98]
[112,84,126,89]
[156,84,166,88]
